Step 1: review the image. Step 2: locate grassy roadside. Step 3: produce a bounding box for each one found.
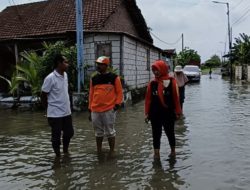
[201,68,213,75]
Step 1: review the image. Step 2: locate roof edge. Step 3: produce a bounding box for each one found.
[0,30,163,52]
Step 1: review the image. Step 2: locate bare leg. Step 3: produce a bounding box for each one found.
[154,149,160,159]
[96,137,103,154]
[169,146,176,157]
[108,137,115,156]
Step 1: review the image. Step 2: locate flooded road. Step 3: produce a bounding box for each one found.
[0,74,250,190]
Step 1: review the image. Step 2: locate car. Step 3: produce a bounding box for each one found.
[183,65,201,82]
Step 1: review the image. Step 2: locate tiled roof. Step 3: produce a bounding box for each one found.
[0,0,152,43]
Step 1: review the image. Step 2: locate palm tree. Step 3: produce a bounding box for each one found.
[0,73,25,108]
[0,73,21,96]
[0,51,43,107]
[18,51,43,97]
[232,33,250,65]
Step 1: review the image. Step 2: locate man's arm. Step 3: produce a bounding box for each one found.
[88,80,93,111]
[114,76,123,105]
[183,73,189,85]
[41,74,52,110]
[88,80,93,121]
[41,91,48,109]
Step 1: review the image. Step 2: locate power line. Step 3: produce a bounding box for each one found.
[231,0,250,26]
[232,7,250,26]
[150,31,182,46]
[233,12,250,26]
[231,0,245,11]
[8,0,13,6]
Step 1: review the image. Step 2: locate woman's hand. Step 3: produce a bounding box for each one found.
[145,115,150,124]
[176,113,181,120]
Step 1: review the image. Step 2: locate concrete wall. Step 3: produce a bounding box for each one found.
[84,33,161,89]
[150,48,161,79]
[248,66,250,82]
[242,64,248,80]
[235,66,242,80]
[84,33,121,72]
[123,35,160,89]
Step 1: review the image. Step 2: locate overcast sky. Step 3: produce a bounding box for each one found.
[1,0,250,62]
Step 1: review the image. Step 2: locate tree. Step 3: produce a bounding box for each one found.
[0,51,44,107]
[0,42,78,97]
[42,41,78,92]
[18,51,43,97]
[205,55,221,68]
[231,33,250,65]
[177,47,201,66]
[0,73,21,97]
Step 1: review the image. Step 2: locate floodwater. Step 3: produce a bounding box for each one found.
[0,74,250,190]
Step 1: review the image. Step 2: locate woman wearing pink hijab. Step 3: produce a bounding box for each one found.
[145,60,182,159]
[174,65,189,110]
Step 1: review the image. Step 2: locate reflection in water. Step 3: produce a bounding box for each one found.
[148,158,180,190]
[86,153,124,190]
[51,155,73,189]
[1,75,250,189]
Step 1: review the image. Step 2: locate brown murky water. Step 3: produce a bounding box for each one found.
[0,74,250,190]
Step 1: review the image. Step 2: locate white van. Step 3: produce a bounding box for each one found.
[183,65,201,81]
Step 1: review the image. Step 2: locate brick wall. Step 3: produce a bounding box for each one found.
[84,33,121,72]
[84,34,161,90]
[123,36,161,89]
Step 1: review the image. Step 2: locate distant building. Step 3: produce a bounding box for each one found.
[0,0,166,92]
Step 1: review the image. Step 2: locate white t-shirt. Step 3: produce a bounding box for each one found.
[41,70,71,117]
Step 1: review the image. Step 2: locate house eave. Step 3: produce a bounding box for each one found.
[0,30,163,52]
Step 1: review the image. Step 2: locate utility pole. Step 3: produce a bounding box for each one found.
[226,3,233,79]
[212,1,232,79]
[181,33,184,51]
[219,41,227,64]
[76,0,84,93]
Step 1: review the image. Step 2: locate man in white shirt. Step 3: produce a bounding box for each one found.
[41,54,74,157]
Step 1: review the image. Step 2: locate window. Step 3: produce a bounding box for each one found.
[96,43,112,61]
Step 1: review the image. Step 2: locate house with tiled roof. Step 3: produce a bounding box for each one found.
[0,0,164,92]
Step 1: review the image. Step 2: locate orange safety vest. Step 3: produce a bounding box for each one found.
[88,72,123,112]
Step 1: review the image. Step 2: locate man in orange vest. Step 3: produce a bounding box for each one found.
[88,56,123,156]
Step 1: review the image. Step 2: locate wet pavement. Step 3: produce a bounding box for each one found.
[0,74,250,190]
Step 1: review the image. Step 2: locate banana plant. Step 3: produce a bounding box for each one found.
[18,51,43,97]
[0,73,23,96]
[232,33,250,65]
[0,74,24,108]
